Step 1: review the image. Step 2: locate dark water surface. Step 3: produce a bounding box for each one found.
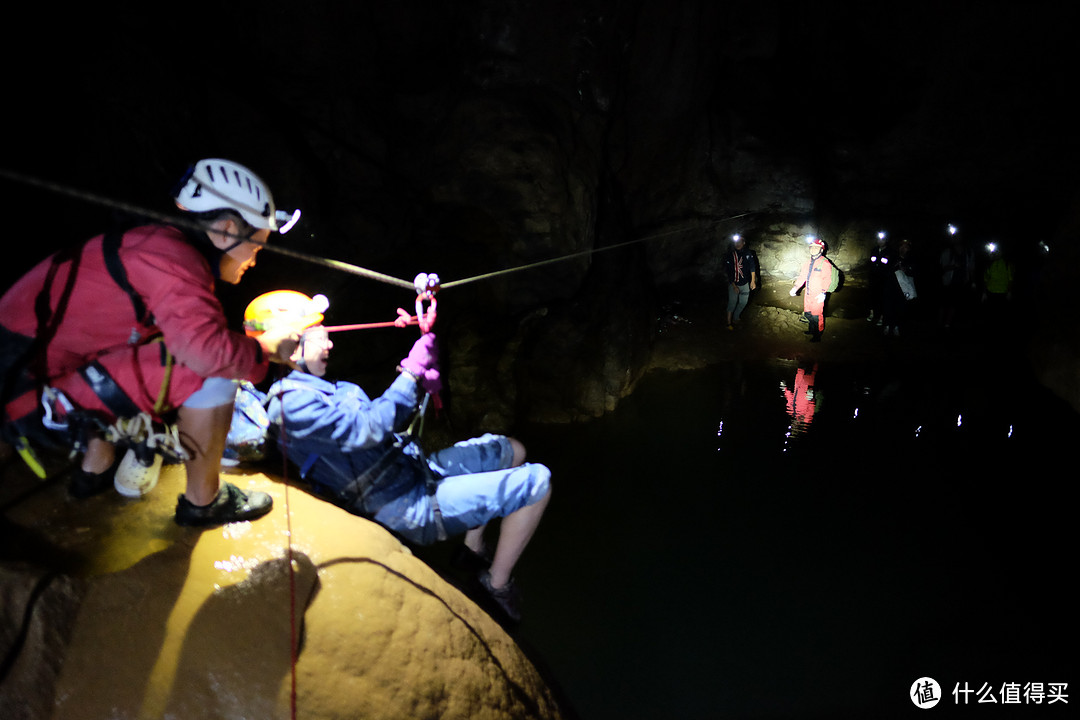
[496,354,1075,719]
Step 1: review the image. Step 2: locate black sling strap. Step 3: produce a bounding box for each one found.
[0,243,84,419]
[102,229,152,331]
[77,360,142,419]
[4,229,150,427]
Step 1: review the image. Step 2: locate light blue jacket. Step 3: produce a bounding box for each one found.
[266,370,430,519]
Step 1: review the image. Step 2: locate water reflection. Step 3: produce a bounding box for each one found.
[515,356,1075,720]
[780,361,818,445]
[713,357,1032,461]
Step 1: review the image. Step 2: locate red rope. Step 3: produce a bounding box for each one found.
[323,299,438,335]
[324,308,419,333]
[273,364,300,720]
[415,293,437,334]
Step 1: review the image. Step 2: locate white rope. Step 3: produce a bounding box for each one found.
[1,166,755,295]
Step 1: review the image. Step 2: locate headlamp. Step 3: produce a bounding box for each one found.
[276,209,302,234]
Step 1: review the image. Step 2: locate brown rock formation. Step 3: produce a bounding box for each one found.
[0,462,563,720]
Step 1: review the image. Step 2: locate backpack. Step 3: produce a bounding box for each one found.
[826,258,841,293]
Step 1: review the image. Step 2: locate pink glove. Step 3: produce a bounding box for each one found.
[400,333,442,396]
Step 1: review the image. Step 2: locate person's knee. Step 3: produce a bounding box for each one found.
[537,478,552,505]
[181,377,239,410]
[508,437,527,466]
[178,401,234,425]
[531,465,552,505]
[177,401,235,456]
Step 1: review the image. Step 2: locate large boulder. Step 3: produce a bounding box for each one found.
[0,462,563,720]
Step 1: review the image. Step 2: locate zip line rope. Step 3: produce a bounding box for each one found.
[1,166,755,300]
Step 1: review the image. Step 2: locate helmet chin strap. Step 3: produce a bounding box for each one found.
[219,225,257,254]
[186,219,254,277]
[295,334,311,374]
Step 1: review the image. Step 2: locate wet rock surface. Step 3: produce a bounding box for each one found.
[0,465,564,720]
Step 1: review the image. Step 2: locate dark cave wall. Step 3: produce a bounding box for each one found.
[1030,190,1080,415]
[5,1,1079,429]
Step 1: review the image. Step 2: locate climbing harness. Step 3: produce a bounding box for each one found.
[105,412,187,462]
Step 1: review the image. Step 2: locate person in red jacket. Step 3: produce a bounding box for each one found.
[789,236,838,342]
[0,159,305,526]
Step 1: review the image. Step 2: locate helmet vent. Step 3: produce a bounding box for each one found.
[174,158,293,233]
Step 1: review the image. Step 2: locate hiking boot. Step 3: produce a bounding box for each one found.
[69,456,122,499]
[479,571,522,623]
[174,482,273,527]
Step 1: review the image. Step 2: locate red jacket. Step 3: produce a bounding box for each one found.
[1,225,267,421]
[796,255,837,298]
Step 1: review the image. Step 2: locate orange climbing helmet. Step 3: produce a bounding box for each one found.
[244,290,329,337]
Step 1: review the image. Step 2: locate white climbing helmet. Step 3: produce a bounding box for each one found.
[174,158,300,234]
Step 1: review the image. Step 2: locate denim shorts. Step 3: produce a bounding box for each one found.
[388,433,551,541]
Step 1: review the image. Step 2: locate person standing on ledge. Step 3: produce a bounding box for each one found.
[0,158,306,526]
[723,233,759,330]
[790,236,838,342]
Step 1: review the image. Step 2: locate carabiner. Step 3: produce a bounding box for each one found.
[413,272,440,334]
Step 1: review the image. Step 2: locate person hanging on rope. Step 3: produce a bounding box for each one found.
[0,158,306,526]
[789,235,839,342]
[251,290,552,623]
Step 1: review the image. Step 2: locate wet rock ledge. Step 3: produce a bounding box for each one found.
[0,461,564,720]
